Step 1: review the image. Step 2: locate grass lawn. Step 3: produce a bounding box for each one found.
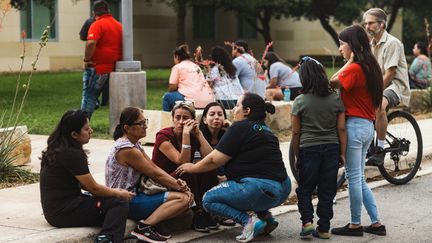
[1,68,337,138]
[0,69,170,139]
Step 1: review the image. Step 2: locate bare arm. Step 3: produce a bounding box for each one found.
[175,150,231,176]
[76,173,134,201]
[117,148,187,191]
[194,129,213,157]
[336,112,347,166]
[291,114,301,159]
[84,40,96,61]
[383,67,396,88]
[168,84,178,92]
[266,77,278,89]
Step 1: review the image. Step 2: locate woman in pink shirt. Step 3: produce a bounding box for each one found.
[162,44,215,111]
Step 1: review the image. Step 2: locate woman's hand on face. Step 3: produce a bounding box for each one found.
[183,119,196,134]
[175,163,194,176]
[116,188,135,201]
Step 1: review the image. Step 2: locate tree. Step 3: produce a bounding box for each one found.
[216,0,292,48]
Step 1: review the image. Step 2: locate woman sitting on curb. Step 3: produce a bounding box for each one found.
[105,107,194,243]
[40,110,134,243]
[152,101,220,233]
[176,93,291,243]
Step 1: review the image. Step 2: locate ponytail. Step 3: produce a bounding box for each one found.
[264,102,276,114]
[113,124,124,140]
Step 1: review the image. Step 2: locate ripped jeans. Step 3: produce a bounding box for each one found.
[202,177,291,225]
[80,67,109,119]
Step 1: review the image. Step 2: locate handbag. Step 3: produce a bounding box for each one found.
[136,175,168,195]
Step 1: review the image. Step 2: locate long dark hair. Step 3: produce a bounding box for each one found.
[241,93,275,121]
[41,110,88,167]
[338,24,383,108]
[264,51,288,73]
[299,59,333,97]
[173,44,191,62]
[211,46,237,78]
[199,102,227,144]
[113,107,142,140]
[234,40,249,54]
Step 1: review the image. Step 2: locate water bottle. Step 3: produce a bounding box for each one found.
[283,88,291,101]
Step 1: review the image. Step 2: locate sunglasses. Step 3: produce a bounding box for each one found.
[174,100,194,107]
[299,56,322,66]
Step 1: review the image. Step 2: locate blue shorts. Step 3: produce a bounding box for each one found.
[128,191,168,220]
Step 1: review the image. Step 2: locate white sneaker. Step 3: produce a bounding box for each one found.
[235,216,267,242]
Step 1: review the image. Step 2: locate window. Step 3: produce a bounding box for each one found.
[90,0,120,21]
[20,0,57,40]
[193,5,215,39]
[238,16,256,39]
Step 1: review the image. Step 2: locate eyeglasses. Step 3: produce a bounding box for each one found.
[128,119,148,127]
[299,56,322,66]
[363,21,378,27]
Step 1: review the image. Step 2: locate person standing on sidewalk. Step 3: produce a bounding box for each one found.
[330,25,386,237]
[81,0,122,119]
[363,8,410,166]
[175,93,291,243]
[291,56,346,239]
[40,110,134,243]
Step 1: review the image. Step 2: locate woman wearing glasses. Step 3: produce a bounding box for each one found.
[162,44,215,111]
[40,110,135,243]
[152,101,220,233]
[175,93,291,243]
[105,107,194,243]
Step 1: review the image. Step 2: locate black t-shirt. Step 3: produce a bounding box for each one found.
[40,149,90,215]
[216,119,288,182]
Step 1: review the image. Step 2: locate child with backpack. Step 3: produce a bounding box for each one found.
[291,56,347,239]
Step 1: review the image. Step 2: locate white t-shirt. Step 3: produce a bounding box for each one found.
[269,62,302,88]
[207,65,244,101]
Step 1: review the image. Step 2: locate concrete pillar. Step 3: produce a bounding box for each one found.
[109,0,146,134]
[109,71,147,134]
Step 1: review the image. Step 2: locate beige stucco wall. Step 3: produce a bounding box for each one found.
[0,0,403,72]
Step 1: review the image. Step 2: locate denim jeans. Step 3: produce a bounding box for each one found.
[345,117,380,225]
[202,177,291,226]
[162,91,185,111]
[80,68,109,119]
[296,143,340,232]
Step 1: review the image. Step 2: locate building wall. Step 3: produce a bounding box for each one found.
[0,0,403,72]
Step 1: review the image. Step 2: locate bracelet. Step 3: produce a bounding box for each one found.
[182,144,191,149]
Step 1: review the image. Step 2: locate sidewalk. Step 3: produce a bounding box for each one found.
[1,118,432,242]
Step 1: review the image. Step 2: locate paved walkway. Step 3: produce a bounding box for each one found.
[1,118,432,242]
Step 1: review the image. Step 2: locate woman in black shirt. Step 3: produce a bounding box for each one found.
[176,93,291,243]
[40,110,134,243]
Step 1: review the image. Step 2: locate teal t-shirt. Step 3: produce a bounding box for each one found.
[291,92,345,148]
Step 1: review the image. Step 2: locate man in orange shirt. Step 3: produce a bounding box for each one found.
[82,0,122,119]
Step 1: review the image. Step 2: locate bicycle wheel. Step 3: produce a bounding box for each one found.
[289,143,346,188]
[378,110,423,185]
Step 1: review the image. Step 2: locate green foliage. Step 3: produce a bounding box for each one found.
[422,86,432,111]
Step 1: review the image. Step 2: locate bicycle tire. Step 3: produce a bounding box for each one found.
[378,110,423,185]
[288,143,346,188]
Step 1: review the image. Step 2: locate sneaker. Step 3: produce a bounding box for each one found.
[300,222,314,238]
[235,216,267,242]
[131,223,167,243]
[94,234,113,243]
[366,147,385,166]
[262,217,279,235]
[218,216,236,226]
[331,223,363,237]
[154,223,172,239]
[363,224,386,236]
[205,212,220,230]
[192,211,210,233]
[312,228,331,239]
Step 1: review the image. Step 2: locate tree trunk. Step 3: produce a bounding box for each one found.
[386,0,402,33]
[318,16,339,48]
[176,0,187,45]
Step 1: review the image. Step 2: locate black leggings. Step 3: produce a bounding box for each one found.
[44,196,129,243]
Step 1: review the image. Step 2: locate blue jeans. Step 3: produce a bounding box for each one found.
[296,143,340,232]
[202,177,291,225]
[128,191,168,220]
[345,117,380,225]
[80,68,109,119]
[162,91,185,111]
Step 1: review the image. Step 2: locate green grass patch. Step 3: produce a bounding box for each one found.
[0,70,170,138]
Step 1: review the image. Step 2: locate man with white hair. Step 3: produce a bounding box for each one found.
[363,8,410,166]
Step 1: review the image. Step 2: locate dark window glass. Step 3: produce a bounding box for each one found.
[193,5,215,40]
